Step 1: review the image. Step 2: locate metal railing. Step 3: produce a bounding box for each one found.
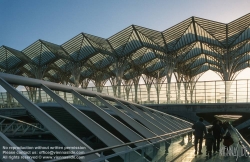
[231,125,250,157]
[86,79,250,104]
[1,79,250,108]
[45,128,194,162]
[0,115,49,136]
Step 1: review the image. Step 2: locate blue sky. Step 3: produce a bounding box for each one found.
[0,0,250,92]
[1,0,249,50]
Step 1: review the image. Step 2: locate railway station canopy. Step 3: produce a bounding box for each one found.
[0,13,250,87]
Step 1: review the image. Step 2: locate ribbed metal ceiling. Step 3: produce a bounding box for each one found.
[0,14,250,84]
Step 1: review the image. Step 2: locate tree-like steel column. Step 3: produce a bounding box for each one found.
[142,75,154,103]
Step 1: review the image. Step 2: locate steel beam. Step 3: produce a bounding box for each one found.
[13,125,22,135]
[40,84,139,158]
[71,90,149,147]
[129,104,172,133]
[0,77,99,161]
[152,112,180,131]
[236,119,250,130]
[115,100,166,135]
[95,95,160,142]
[139,108,182,130]
[157,113,184,129]
[164,114,189,129]
[136,103,192,127]
[3,121,15,133]
[23,126,30,134]
[141,109,177,131]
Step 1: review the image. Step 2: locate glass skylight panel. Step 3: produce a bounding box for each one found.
[43,77,50,81]
[145,58,160,72]
[174,24,196,50]
[235,62,248,72]
[41,51,55,65]
[0,46,7,67]
[134,25,164,48]
[23,64,31,71]
[228,14,250,45]
[122,30,142,55]
[69,75,74,82]
[206,55,219,66]
[89,53,104,64]
[62,34,83,54]
[81,66,88,73]
[209,64,220,72]
[237,53,250,65]
[141,50,156,63]
[22,41,56,66]
[6,56,21,69]
[195,24,220,46]
[1,15,250,83]
[233,42,250,56]
[48,70,56,76]
[84,33,109,49]
[131,48,146,61]
[231,27,250,46]
[108,62,116,72]
[136,30,162,51]
[202,44,220,58]
[0,48,21,69]
[54,59,67,68]
[195,17,226,45]
[163,18,192,51]
[86,37,106,53]
[108,26,133,55]
[21,73,29,78]
[195,64,209,74]
[22,41,41,60]
[98,58,110,69]
[150,61,163,72]
[80,67,92,77]
[67,37,96,61]
[183,46,201,61]
[190,57,206,69]
[0,47,6,61]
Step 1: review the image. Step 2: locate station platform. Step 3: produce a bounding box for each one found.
[173,129,249,162]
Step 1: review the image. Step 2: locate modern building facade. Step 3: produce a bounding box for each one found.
[0,13,250,103]
[1,13,250,161]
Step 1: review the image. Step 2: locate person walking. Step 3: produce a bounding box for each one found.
[222,122,234,154]
[212,120,222,153]
[192,117,207,155]
[204,128,214,157]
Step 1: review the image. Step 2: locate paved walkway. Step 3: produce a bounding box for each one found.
[173,129,250,162]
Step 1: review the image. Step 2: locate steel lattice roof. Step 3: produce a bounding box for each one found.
[0,13,250,84]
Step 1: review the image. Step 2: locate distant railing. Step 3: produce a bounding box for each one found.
[231,125,250,157]
[1,79,250,108]
[0,115,49,136]
[87,79,250,104]
[45,128,194,162]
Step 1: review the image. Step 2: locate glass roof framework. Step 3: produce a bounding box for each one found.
[0,14,250,86]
